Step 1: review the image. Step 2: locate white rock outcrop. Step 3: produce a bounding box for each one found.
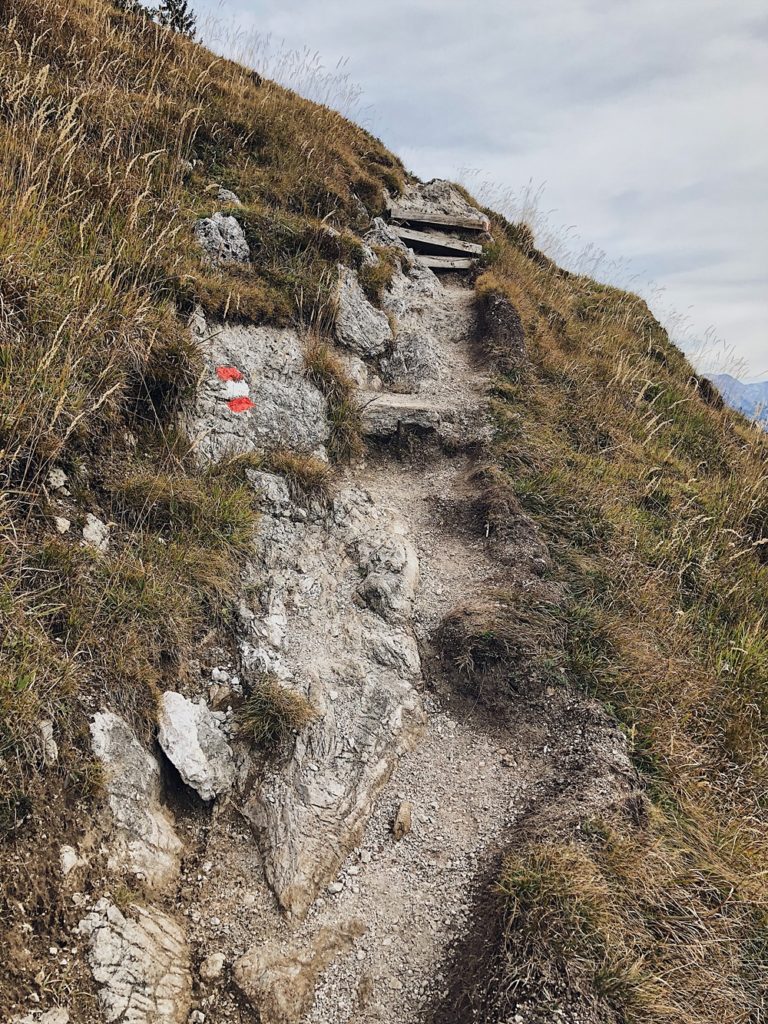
[157,691,234,801]
[393,178,491,228]
[187,312,330,462]
[193,212,250,263]
[238,477,425,917]
[335,266,393,358]
[79,899,191,1024]
[89,711,183,892]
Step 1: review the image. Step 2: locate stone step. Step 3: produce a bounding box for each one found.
[360,391,491,448]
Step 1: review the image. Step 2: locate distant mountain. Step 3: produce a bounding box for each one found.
[707,373,768,427]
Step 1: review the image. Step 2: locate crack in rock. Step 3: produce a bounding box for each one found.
[78,899,191,1024]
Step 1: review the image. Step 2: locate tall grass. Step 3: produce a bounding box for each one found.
[0,2,404,1006]
[457,201,768,1021]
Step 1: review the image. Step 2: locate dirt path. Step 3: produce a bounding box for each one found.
[301,281,538,1022]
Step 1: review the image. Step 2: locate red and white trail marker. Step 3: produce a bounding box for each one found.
[215,365,254,412]
[216,365,244,382]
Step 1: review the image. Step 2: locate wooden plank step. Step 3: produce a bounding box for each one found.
[390,204,489,232]
[393,225,483,256]
[416,254,475,271]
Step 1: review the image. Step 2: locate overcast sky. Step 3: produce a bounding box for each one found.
[194,0,767,380]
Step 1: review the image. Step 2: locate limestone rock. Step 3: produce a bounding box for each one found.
[193,212,250,264]
[47,466,68,491]
[360,392,442,438]
[239,484,425,918]
[393,800,413,840]
[186,312,330,463]
[158,692,234,801]
[90,712,183,892]
[199,950,226,981]
[215,186,242,206]
[234,920,365,1024]
[363,219,455,393]
[38,719,58,765]
[53,516,71,534]
[360,389,493,450]
[364,217,412,257]
[60,844,85,877]
[335,266,392,358]
[82,513,110,552]
[393,178,490,229]
[79,898,191,1024]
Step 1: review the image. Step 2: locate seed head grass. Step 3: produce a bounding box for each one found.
[449,202,768,1023]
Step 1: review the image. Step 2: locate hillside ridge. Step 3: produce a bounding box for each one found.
[1,4,767,1024]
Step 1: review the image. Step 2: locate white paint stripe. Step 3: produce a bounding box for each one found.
[223,380,250,400]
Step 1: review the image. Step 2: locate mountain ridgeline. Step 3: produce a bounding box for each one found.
[0,3,767,1024]
[708,373,768,428]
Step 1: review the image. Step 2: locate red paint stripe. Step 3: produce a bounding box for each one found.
[227,396,255,413]
[216,365,244,382]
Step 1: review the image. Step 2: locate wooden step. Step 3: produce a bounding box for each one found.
[416,254,475,271]
[393,225,483,257]
[390,204,489,232]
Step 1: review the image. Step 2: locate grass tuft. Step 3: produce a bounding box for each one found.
[235,673,317,751]
[304,339,363,462]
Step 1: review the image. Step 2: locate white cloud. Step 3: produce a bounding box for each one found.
[194,0,768,378]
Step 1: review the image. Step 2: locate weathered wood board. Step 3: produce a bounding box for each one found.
[415,254,475,271]
[393,225,483,256]
[390,205,489,232]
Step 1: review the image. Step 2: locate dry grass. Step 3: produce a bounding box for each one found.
[304,338,364,461]
[255,449,332,500]
[436,595,559,704]
[0,0,399,791]
[460,203,768,1021]
[0,1,401,1003]
[493,815,767,1023]
[235,673,317,752]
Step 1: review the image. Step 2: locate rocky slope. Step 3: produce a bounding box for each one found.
[4,183,639,1024]
[3,8,766,1023]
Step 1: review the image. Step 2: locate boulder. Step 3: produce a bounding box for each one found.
[157,692,234,801]
[193,212,250,264]
[234,920,365,1024]
[79,898,191,1024]
[186,313,330,463]
[90,712,183,892]
[335,266,392,358]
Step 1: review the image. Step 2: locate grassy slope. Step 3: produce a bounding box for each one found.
[0,0,766,1018]
[458,219,768,1021]
[0,0,401,1003]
